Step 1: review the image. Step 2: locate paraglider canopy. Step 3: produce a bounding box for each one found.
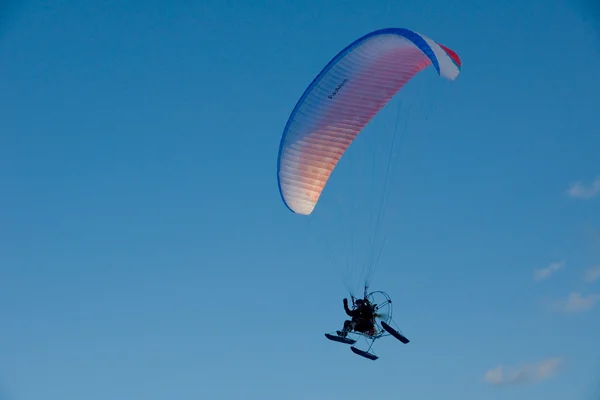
[276,27,461,216]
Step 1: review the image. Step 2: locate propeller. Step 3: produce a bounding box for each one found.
[374,312,389,320]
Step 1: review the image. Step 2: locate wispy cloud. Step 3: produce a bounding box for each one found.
[567,177,600,199]
[534,261,564,281]
[555,292,600,313]
[584,265,600,283]
[483,357,563,386]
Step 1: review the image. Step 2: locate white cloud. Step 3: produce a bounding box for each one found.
[567,177,600,199]
[534,261,564,281]
[557,292,600,313]
[584,265,600,283]
[483,357,563,386]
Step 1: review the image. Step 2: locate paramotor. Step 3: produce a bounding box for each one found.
[325,286,409,360]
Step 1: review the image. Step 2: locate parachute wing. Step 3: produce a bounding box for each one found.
[276,28,462,215]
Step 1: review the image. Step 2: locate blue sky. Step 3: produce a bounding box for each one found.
[1,0,599,399]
